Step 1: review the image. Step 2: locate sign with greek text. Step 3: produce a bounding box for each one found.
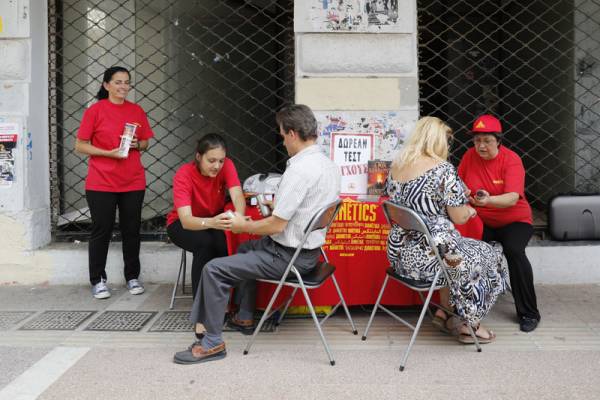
[331,132,373,194]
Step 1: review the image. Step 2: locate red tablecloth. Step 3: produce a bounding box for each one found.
[226,197,421,309]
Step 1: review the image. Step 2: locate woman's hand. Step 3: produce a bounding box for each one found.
[210,213,233,230]
[105,147,128,159]
[129,135,139,150]
[469,189,490,207]
[75,139,126,159]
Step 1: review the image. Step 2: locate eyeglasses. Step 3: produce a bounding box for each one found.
[473,137,497,146]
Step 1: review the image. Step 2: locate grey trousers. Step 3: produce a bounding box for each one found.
[189,236,320,337]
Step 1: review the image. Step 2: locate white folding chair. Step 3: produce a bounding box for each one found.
[243,199,358,365]
[169,249,193,309]
[361,201,482,371]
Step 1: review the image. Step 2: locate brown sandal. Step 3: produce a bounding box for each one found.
[457,326,496,344]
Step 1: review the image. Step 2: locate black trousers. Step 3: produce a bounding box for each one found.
[482,222,541,320]
[86,190,145,285]
[167,219,228,298]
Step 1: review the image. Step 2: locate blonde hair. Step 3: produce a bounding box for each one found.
[393,116,452,168]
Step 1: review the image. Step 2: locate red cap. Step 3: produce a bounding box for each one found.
[471,115,502,134]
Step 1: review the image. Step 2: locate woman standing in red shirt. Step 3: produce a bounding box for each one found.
[458,115,541,332]
[75,66,154,299]
[166,133,245,299]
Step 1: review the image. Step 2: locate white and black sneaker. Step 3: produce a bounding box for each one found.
[126,279,145,295]
[92,280,111,299]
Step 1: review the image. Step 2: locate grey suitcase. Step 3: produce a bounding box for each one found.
[548,194,600,240]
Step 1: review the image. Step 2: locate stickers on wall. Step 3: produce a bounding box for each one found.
[304,0,413,33]
[0,122,18,188]
[316,111,416,162]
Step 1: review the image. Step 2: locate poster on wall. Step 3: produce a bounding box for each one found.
[0,123,18,188]
[316,111,416,162]
[303,0,411,32]
[331,132,373,194]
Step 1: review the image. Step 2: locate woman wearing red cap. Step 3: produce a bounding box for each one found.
[458,114,541,332]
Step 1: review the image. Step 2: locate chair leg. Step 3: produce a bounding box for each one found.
[277,287,298,326]
[399,283,437,371]
[330,274,357,334]
[244,280,288,356]
[169,251,186,310]
[416,291,435,321]
[298,279,336,366]
[466,323,482,352]
[362,274,390,340]
[180,250,188,295]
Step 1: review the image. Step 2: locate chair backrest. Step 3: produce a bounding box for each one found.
[303,199,343,235]
[381,200,444,264]
[281,199,342,269]
[381,201,429,235]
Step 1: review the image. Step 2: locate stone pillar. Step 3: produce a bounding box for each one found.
[0,0,51,257]
[294,0,419,164]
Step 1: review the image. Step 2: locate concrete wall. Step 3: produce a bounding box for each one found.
[0,0,51,254]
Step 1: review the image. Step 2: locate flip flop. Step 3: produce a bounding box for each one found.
[457,327,496,344]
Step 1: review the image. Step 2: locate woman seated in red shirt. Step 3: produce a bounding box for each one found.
[458,115,541,333]
[166,133,245,299]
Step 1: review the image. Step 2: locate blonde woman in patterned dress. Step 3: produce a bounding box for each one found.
[386,116,508,343]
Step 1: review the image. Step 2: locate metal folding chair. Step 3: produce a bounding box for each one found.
[361,201,482,371]
[169,248,193,309]
[243,199,358,365]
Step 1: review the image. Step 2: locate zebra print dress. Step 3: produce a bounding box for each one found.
[386,162,508,326]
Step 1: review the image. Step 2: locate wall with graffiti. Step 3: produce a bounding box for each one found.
[296,0,414,33]
[315,111,417,161]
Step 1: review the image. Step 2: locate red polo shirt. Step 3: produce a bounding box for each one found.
[166,159,241,226]
[458,146,532,228]
[77,99,154,192]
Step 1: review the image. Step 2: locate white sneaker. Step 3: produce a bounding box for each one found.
[92,280,111,299]
[126,279,145,295]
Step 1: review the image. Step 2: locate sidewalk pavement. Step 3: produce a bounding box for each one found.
[0,283,599,400]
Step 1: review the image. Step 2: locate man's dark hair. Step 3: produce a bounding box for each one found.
[275,104,318,141]
[196,133,227,155]
[96,66,130,100]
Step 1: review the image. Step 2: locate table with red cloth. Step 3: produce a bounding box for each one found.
[225,196,423,309]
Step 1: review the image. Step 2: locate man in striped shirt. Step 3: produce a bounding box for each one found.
[174,104,341,364]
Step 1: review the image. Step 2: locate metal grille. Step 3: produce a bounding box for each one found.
[148,311,193,332]
[85,310,156,331]
[19,311,95,330]
[149,311,278,332]
[418,0,600,225]
[48,0,294,238]
[0,311,35,330]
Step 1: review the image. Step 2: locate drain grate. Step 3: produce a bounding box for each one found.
[0,311,35,330]
[19,311,95,330]
[148,311,278,333]
[85,311,156,332]
[149,311,193,332]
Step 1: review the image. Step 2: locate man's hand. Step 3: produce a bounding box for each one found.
[230,213,249,234]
